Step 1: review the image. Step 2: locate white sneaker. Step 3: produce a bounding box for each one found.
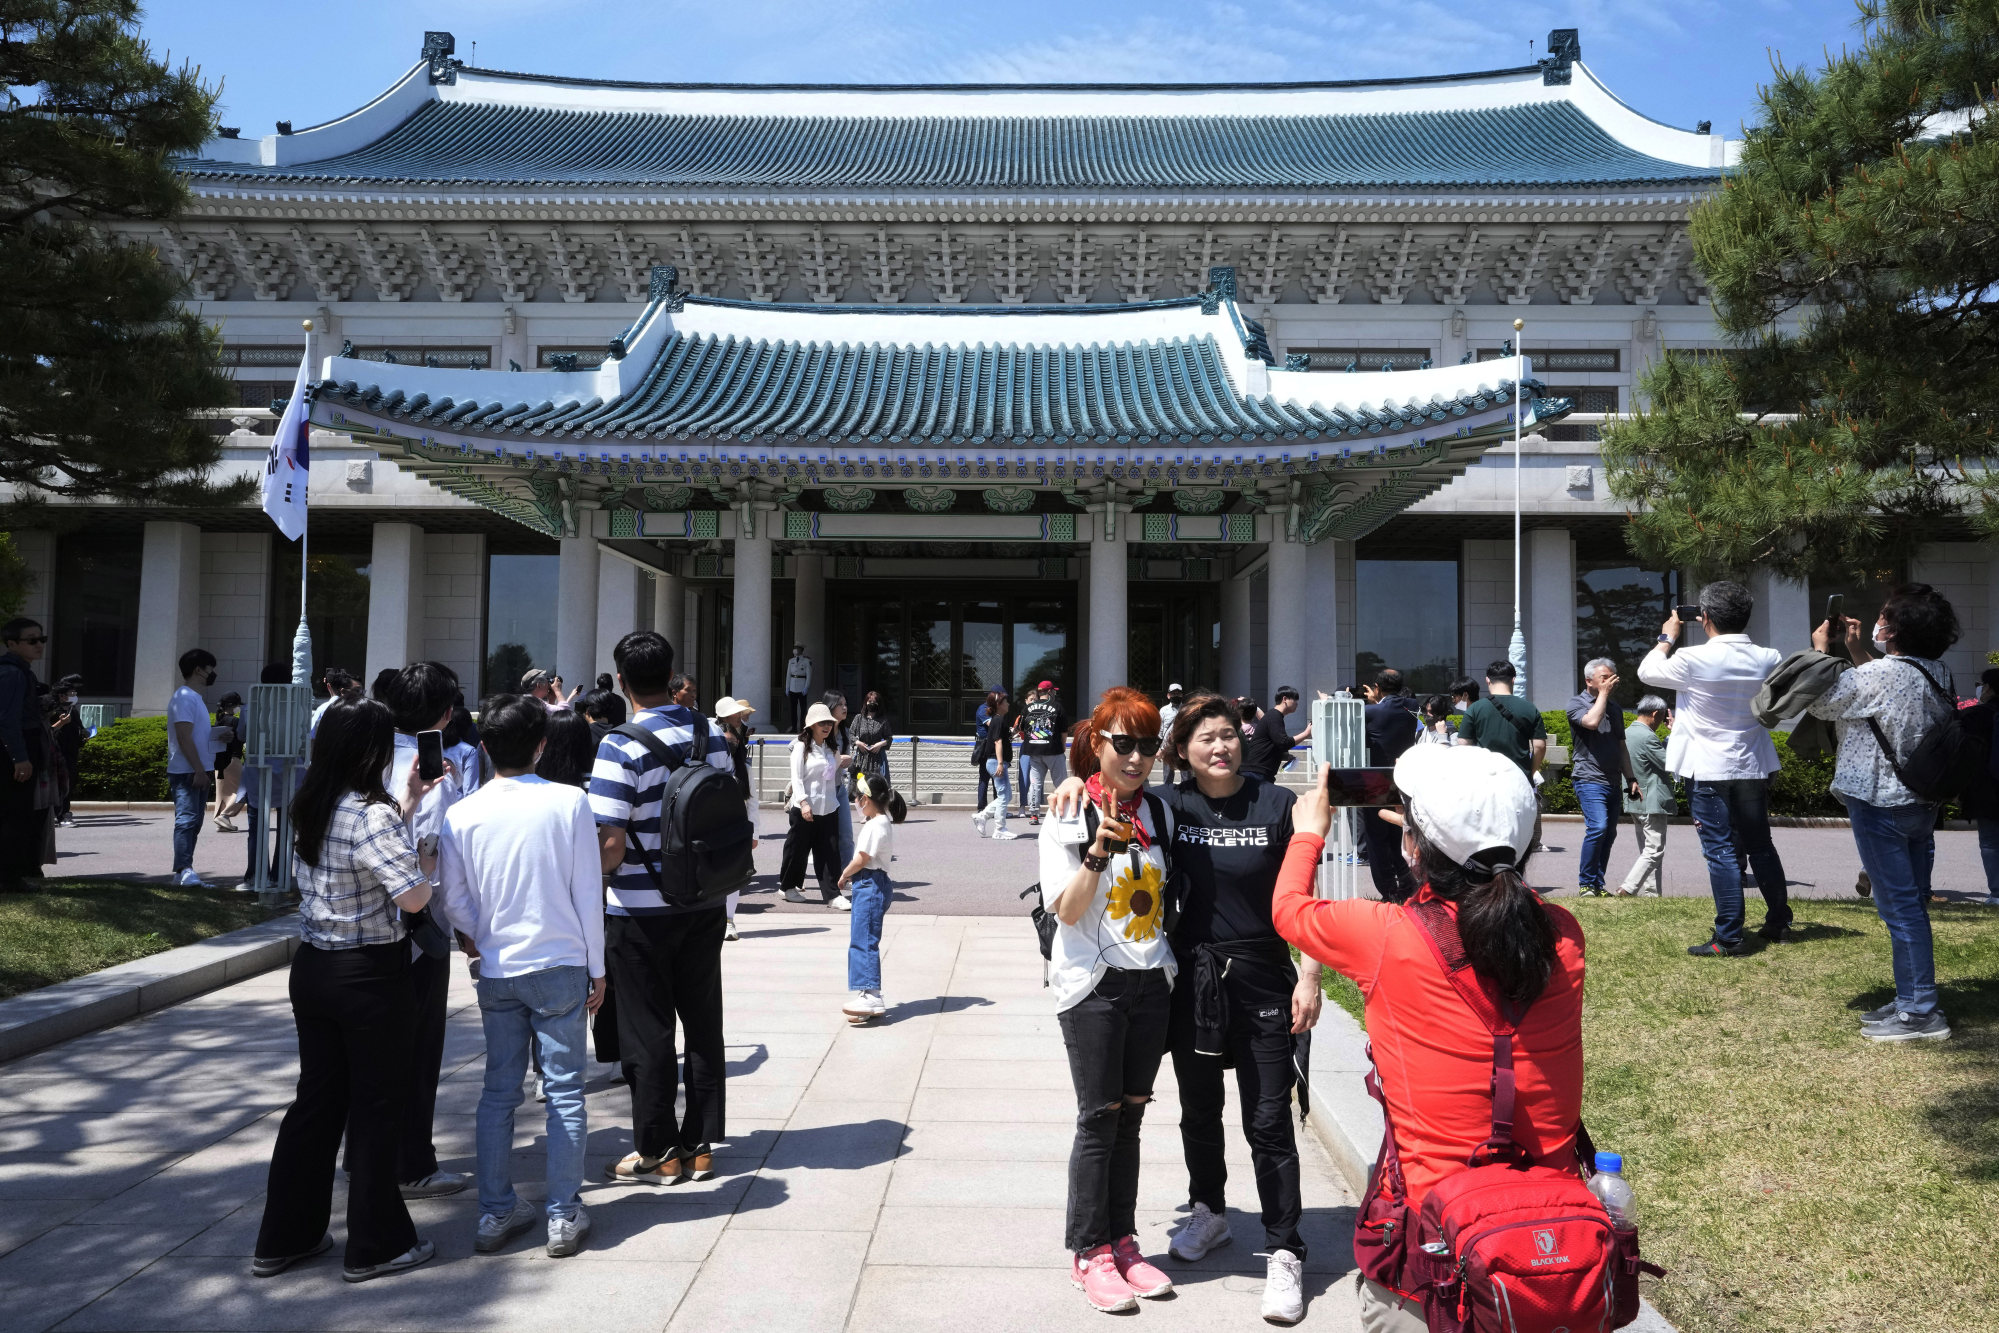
[473,1198,537,1253]
[970,812,989,837]
[545,1205,591,1258]
[1981,894,1999,907]
[1168,1202,1232,1261]
[399,1170,470,1199]
[832,894,853,912]
[1261,1249,1304,1324]
[174,869,211,888]
[724,918,740,941]
[991,828,1020,841]
[842,990,886,1021]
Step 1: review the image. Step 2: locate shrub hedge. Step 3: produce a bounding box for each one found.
[74,715,171,801]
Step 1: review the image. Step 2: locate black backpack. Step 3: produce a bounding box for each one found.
[1866,659,1989,804]
[610,716,756,908]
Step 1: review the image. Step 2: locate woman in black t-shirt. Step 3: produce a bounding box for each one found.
[1051,692,1323,1322]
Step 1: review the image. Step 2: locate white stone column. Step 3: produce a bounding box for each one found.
[1524,527,1576,711]
[1304,538,1345,699]
[555,534,601,690]
[792,553,826,690]
[682,587,703,678]
[364,521,425,683]
[1748,568,1812,657]
[1221,573,1253,698]
[1087,506,1128,700]
[653,569,686,659]
[596,557,642,686]
[131,521,203,715]
[732,525,774,719]
[1265,534,1307,699]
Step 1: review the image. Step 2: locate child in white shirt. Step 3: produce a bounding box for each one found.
[839,771,896,1023]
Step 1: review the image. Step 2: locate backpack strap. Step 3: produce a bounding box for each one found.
[1863,657,1955,794]
[1361,1042,1412,1203]
[609,714,710,895]
[1404,898,1532,1167]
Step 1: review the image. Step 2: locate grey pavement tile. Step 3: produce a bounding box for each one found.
[908,1086,1091,1123]
[917,1059,1076,1091]
[929,1012,1060,1038]
[776,1099,912,1134]
[0,1107,272,1154]
[723,1032,837,1060]
[0,1220,210,1333]
[72,1118,284,1225]
[843,1258,1360,1333]
[52,1252,701,1332]
[899,1119,1254,1167]
[665,1228,869,1333]
[0,1199,87,1260]
[729,1159,894,1231]
[883,1156,1192,1212]
[0,1076,289,1117]
[0,1150,185,1200]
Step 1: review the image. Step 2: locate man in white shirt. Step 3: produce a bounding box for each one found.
[784,644,812,731]
[375,662,469,1199]
[438,694,605,1258]
[1637,580,1791,956]
[166,648,221,887]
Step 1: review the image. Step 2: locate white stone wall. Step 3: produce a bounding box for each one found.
[422,533,486,693]
[1461,538,1516,685]
[198,532,271,703]
[1910,542,1994,689]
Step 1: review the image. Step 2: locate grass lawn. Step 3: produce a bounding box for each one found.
[0,879,269,999]
[1323,895,1999,1333]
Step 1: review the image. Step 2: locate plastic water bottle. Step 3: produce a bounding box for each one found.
[1587,1152,1637,1230]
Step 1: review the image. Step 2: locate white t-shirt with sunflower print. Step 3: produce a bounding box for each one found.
[1038,797,1177,1012]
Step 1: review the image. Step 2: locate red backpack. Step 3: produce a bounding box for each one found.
[1353,899,1663,1332]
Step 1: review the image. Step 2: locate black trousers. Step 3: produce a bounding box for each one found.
[606,909,727,1160]
[780,807,840,901]
[788,691,808,731]
[0,777,43,887]
[1362,809,1416,903]
[398,948,449,1182]
[1169,953,1306,1258]
[1057,966,1171,1253]
[257,941,418,1269]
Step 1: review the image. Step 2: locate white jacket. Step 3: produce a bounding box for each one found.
[789,738,840,815]
[1636,634,1783,780]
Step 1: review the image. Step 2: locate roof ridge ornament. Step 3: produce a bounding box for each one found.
[422,31,458,86]
[1540,28,1579,86]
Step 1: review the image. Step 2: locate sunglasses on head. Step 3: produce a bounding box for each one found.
[1104,733,1162,757]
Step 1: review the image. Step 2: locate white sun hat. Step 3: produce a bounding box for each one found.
[1391,744,1538,869]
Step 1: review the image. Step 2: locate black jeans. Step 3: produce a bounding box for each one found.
[606,908,727,1160]
[1361,809,1415,903]
[1057,966,1171,1253]
[398,947,449,1182]
[0,776,43,887]
[257,940,419,1269]
[1169,952,1306,1257]
[780,807,840,901]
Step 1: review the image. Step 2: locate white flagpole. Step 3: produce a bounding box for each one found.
[290,318,315,688]
[1508,316,1527,691]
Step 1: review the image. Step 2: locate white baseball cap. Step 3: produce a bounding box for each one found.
[1392,744,1537,870]
[1168,682,1184,692]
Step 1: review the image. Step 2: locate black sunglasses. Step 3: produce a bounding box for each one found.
[9,636,46,646]
[1104,733,1162,757]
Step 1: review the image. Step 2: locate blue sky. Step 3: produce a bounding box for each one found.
[144,1,1861,139]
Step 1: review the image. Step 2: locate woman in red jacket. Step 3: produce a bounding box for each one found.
[1271,745,1587,1331]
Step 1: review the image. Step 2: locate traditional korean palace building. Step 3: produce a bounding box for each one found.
[16,29,1991,723]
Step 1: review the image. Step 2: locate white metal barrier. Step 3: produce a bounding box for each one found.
[1310,697,1368,900]
[245,684,314,904]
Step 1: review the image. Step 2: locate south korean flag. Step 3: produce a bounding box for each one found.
[261,351,313,541]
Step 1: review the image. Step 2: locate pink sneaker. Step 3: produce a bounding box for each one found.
[1112,1235,1174,1298]
[1071,1243,1138,1312]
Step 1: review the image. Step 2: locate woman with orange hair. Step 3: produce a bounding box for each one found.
[1038,686,1178,1313]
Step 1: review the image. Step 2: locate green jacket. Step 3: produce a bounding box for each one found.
[1624,721,1675,815]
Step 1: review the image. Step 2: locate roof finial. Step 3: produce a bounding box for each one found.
[1540,29,1579,85]
[423,31,458,86]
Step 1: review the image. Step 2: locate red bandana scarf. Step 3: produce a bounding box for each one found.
[1083,772,1151,850]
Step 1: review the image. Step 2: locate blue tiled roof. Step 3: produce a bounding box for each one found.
[316,326,1526,447]
[189,100,1718,189]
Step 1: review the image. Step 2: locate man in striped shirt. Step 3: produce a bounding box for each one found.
[1638,580,1789,956]
[589,630,734,1184]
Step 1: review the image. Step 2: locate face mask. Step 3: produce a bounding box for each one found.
[1872,629,1891,653]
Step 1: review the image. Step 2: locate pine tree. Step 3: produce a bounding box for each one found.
[1600,0,1999,580]
[0,0,245,504]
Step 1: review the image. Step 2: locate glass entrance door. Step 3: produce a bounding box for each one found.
[830,585,1076,733]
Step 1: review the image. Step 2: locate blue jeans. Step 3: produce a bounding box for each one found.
[1688,778,1791,947]
[1847,798,1939,1018]
[982,758,1012,829]
[168,772,204,874]
[1979,821,1999,895]
[1573,781,1618,891]
[474,964,590,1220]
[848,868,892,991]
[835,784,856,869]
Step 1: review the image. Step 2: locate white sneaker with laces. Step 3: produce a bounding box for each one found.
[1168,1202,1232,1261]
[174,869,211,888]
[970,812,989,837]
[474,1198,537,1253]
[1261,1249,1305,1324]
[545,1205,591,1257]
[842,989,886,1021]
[832,894,853,912]
[991,828,1020,840]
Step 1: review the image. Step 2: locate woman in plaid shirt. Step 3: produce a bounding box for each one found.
[253,698,451,1284]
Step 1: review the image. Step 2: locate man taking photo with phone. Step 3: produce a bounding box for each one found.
[1638,582,1791,955]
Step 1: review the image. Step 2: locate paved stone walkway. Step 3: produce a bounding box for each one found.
[0,915,1362,1332]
